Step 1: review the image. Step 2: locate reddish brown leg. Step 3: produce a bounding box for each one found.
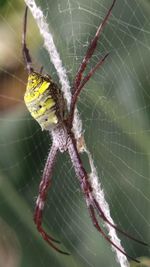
[34,144,69,255]
[67,132,147,263]
[93,198,148,246]
[88,203,140,263]
[69,53,109,124]
[73,0,116,90]
[69,0,116,125]
[22,6,34,73]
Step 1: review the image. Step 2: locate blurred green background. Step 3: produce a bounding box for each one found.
[0,0,150,266]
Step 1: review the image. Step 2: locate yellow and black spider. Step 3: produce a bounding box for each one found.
[23,0,147,262]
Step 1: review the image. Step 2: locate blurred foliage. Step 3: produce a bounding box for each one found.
[0,0,8,9]
[0,0,150,267]
[131,257,150,267]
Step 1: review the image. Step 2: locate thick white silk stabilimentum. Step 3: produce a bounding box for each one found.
[24,1,129,266]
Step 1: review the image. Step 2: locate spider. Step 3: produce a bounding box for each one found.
[23,0,147,263]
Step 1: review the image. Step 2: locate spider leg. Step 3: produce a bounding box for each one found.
[34,143,69,255]
[22,6,34,73]
[88,203,140,263]
[93,198,148,246]
[76,53,109,93]
[67,132,146,262]
[69,53,109,124]
[69,0,116,125]
[39,66,44,74]
[73,0,116,90]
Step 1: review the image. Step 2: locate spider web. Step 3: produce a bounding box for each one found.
[0,0,150,267]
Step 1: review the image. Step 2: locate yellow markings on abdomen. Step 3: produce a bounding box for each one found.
[25,81,50,103]
[31,98,55,119]
[24,72,60,131]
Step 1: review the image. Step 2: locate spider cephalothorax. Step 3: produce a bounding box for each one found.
[23,0,147,262]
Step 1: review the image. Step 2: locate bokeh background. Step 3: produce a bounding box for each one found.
[0,0,150,266]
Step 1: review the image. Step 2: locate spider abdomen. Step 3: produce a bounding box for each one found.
[24,72,66,130]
